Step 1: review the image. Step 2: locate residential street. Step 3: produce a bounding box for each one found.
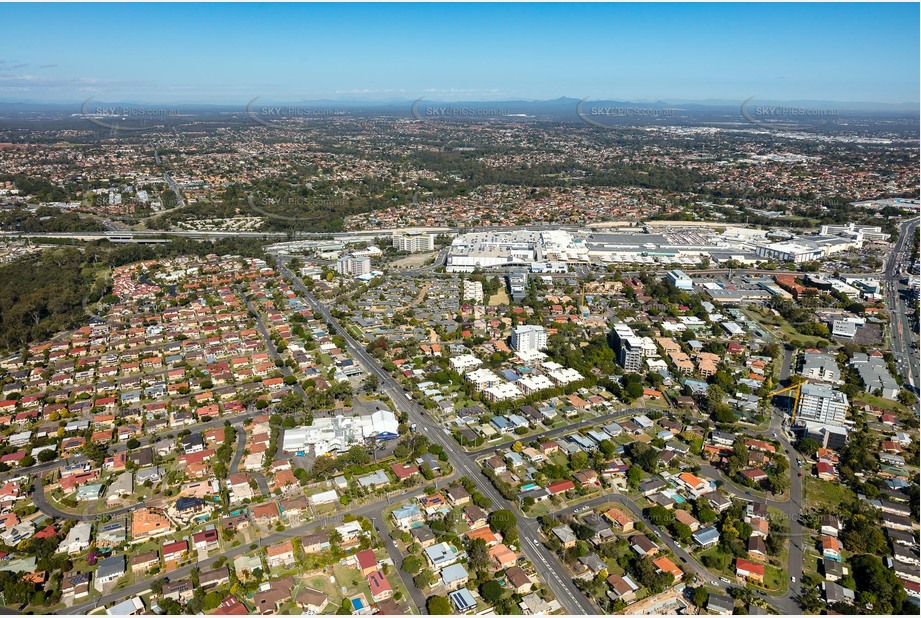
[63,482,440,615]
[276,256,601,615]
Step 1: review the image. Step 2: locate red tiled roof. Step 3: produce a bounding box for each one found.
[356,549,377,570]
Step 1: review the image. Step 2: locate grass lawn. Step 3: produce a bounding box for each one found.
[743,307,829,346]
[696,545,736,577]
[548,452,570,467]
[488,288,509,306]
[641,398,671,411]
[802,545,823,582]
[332,563,367,596]
[524,501,552,518]
[761,564,786,593]
[804,477,856,509]
[853,393,911,415]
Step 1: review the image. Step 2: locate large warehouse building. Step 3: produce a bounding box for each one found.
[282,410,399,457]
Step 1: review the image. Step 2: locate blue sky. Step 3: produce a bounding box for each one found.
[0,2,917,105]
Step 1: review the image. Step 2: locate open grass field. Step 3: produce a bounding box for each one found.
[853,392,911,415]
[488,287,509,306]
[743,307,829,347]
[804,476,855,509]
[389,251,437,269]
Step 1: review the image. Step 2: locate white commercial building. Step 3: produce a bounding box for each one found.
[611,322,644,372]
[849,353,900,400]
[666,269,693,291]
[756,241,825,264]
[461,280,484,304]
[801,352,842,384]
[547,367,583,386]
[518,374,554,396]
[336,254,371,277]
[832,319,859,338]
[485,382,522,402]
[449,354,482,374]
[511,325,547,353]
[820,223,889,242]
[797,383,849,425]
[465,368,502,392]
[446,230,589,272]
[393,233,435,253]
[282,410,398,457]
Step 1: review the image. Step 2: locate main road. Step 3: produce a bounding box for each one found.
[274,255,600,615]
[884,217,920,391]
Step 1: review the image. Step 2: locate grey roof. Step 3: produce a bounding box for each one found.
[449,588,477,611]
[849,353,899,396]
[357,469,390,487]
[692,525,720,546]
[823,558,844,578]
[578,553,607,573]
[96,555,126,580]
[411,526,435,543]
[639,477,667,494]
[441,563,468,584]
[824,581,855,604]
[552,525,577,544]
[707,593,734,613]
[802,352,841,382]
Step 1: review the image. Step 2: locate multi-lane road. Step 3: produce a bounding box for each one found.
[275,251,831,615]
[27,218,920,613]
[884,217,920,392]
[275,255,600,615]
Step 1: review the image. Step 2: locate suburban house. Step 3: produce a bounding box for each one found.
[735,558,765,583]
[266,540,296,568]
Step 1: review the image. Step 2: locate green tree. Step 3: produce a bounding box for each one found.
[598,439,616,459]
[624,381,644,401]
[645,506,674,528]
[203,591,223,611]
[414,569,435,589]
[794,437,820,455]
[850,554,906,613]
[468,538,490,573]
[670,521,693,543]
[489,509,517,535]
[627,466,643,489]
[570,451,589,470]
[426,595,452,615]
[480,580,504,604]
[690,586,710,607]
[81,441,108,466]
[402,555,422,575]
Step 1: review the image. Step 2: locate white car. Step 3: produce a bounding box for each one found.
[534,539,540,546]
[791,576,796,583]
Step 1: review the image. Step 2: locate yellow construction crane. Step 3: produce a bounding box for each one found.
[767,382,803,423]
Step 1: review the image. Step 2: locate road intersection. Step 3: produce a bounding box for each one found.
[276,256,601,615]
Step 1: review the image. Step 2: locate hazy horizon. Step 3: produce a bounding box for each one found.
[0,96,919,110]
[0,2,918,106]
